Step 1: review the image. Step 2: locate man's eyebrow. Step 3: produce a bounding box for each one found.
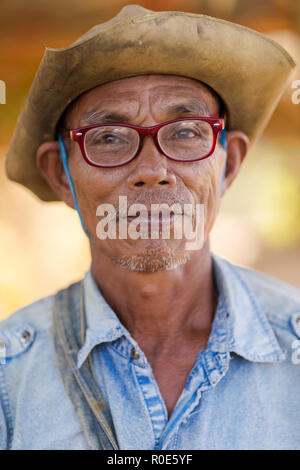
[79,109,132,126]
[79,100,215,127]
[165,101,212,118]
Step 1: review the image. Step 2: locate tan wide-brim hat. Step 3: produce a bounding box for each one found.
[5,4,296,201]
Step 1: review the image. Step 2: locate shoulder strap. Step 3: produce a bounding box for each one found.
[52,280,119,450]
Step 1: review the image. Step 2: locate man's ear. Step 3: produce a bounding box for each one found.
[36,141,75,209]
[222,130,249,195]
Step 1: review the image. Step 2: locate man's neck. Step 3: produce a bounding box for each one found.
[90,239,218,357]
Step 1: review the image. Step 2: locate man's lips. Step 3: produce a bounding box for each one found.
[118,212,192,234]
[117,207,194,220]
[125,213,177,229]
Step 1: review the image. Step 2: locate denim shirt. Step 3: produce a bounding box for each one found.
[1,251,300,450]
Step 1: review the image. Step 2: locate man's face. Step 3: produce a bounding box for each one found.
[42,74,241,272]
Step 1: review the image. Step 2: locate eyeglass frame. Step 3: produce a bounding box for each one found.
[62,117,225,168]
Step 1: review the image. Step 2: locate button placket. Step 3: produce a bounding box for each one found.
[131,348,168,445]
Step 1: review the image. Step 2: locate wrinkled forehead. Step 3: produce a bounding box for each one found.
[59,74,224,127]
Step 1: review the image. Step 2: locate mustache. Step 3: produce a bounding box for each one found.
[105,191,196,219]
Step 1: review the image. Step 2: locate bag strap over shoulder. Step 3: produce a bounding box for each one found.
[52,280,119,450]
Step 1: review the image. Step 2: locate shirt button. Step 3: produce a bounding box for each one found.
[21,330,31,342]
[131,348,140,360]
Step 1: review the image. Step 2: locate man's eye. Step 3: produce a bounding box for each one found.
[173,128,199,139]
[94,133,122,145]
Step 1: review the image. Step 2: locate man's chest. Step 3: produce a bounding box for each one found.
[149,352,202,418]
[6,348,300,450]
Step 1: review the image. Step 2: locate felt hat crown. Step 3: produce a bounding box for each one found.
[5,4,296,201]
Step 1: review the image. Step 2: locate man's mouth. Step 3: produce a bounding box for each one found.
[120,209,194,239]
[126,213,179,230]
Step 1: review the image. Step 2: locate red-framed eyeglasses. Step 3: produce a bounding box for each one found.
[63,117,225,168]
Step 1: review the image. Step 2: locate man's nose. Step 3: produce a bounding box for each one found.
[126,136,177,189]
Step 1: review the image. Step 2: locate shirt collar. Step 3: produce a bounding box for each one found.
[76,270,128,368]
[210,252,285,363]
[77,252,285,368]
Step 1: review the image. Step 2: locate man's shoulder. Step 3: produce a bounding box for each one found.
[0,280,86,449]
[234,261,300,307]
[0,293,54,365]
[0,279,82,362]
[0,294,53,330]
[221,255,300,336]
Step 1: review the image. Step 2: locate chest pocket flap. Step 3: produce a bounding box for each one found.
[0,324,35,361]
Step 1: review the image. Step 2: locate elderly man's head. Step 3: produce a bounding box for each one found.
[36,74,249,272]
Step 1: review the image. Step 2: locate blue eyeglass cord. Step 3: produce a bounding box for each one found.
[58,133,95,244]
[218,128,227,215]
[58,128,227,243]
[220,128,227,192]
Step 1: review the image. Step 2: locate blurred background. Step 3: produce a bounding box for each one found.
[0,0,299,320]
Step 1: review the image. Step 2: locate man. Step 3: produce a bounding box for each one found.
[1,5,300,450]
